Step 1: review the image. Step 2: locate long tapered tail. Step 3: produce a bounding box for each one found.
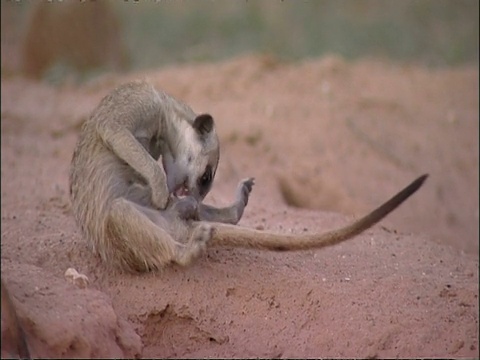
[209,174,428,251]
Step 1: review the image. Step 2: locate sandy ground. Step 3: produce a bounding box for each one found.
[1,55,478,358]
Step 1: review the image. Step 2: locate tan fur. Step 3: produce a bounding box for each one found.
[208,174,427,250]
[70,80,222,272]
[1,279,30,359]
[70,80,427,273]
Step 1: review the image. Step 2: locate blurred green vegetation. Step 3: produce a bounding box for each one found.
[2,0,478,73]
[114,0,479,69]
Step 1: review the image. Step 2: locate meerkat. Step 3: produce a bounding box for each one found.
[70,80,427,273]
[21,0,129,78]
[1,279,31,359]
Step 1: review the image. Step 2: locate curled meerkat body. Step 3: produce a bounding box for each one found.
[70,80,253,271]
[69,80,427,273]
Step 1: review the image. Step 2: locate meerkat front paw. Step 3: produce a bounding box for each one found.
[150,167,170,209]
[151,189,169,210]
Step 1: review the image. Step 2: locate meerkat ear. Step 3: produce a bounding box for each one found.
[193,114,214,135]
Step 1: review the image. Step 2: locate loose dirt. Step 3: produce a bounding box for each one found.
[1,54,478,358]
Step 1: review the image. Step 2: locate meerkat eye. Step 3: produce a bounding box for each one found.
[198,165,212,188]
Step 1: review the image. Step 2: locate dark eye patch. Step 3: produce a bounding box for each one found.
[197,165,213,196]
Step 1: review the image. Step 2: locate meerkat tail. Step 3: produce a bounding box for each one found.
[209,174,428,251]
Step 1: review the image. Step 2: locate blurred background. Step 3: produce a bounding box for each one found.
[0,1,478,255]
[1,0,478,81]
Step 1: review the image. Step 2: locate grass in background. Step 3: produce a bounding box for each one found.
[1,0,478,75]
[115,0,479,70]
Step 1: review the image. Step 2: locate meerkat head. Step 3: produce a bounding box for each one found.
[163,113,220,201]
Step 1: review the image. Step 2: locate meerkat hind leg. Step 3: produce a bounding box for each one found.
[107,198,210,272]
[198,177,255,225]
[208,174,429,251]
[175,223,212,266]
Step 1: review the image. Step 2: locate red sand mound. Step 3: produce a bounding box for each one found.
[1,55,478,358]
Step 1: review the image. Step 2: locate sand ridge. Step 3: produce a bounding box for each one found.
[1,55,478,358]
